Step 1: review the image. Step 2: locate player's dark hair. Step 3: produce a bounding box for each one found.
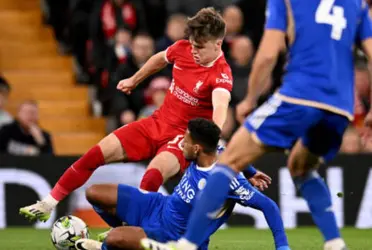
[188,118,221,153]
[185,7,226,44]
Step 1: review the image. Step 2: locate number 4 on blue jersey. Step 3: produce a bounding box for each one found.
[263,0,372,120]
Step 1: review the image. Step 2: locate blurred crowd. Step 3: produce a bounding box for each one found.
[0,0,371,155]
[0,78,54,155]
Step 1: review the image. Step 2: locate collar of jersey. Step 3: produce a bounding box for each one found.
[200,52,223,68]
[195,162,217,171]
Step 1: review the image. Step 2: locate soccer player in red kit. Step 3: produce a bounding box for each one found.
[20,7,233,222]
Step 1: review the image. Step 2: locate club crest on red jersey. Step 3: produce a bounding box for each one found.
[193,80,204,93]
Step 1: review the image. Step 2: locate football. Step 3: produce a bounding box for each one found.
[51,216,89,250]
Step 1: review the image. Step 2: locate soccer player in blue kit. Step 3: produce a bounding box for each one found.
[142,1,372,250]
[75,118,290,250]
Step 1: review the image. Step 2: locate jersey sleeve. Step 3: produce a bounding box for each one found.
[165,40,183,64]
[211,64,233,93]
[265,0,287,32]
[228,173,257,207]
[358,1,372,41]
[242,165,257,178]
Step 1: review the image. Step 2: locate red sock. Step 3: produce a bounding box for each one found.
[51,145,105,201]
[140,168,164,192]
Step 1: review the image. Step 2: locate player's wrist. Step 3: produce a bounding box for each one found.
[245,96,258,105]
[130,75,140,87]
[243,165,257,178]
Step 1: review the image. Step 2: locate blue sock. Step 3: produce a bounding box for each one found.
[101,241,108,250]
[184,164,236,246]
[246,189,289,249]
[93,205,122,228]
[294,171,340,241]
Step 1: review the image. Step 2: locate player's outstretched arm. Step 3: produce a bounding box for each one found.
[212,89,231,129]
[246,30,285,103]
[117,51,168,94]
[236,30,285,123]
[361,38,372,127]
[357,2,372,127]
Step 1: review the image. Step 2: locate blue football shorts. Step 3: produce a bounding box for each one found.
[116,184,176,242]
[244,94,349,162]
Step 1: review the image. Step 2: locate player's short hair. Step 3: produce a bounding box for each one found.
[185,7,226,44]
[188,118,221,153]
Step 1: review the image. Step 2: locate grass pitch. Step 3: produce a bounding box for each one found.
[0,227,371,250]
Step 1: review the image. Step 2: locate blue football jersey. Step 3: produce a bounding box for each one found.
[266,0,372,120]
[162,161,257,249]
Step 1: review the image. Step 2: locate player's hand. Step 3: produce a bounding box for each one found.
[249,171,272,191]
[236,98,256,124]
[117,77,137,94]
[364,111,372,128]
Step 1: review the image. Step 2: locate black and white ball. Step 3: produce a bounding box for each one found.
[51,215,89,250]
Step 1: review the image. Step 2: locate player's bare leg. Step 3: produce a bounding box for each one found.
[19,133,127,222]
[86,184,131,242]
[218,127,269,172]
[288,140,346,250]
[85,184,118,212]
[77,226,146,250]
[111,226,146,249]
[287,140,320,177]
[140,151,180,191]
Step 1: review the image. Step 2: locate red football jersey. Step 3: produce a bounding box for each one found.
[154,40,233,129]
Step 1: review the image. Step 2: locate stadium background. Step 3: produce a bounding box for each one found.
[0,0,372,248]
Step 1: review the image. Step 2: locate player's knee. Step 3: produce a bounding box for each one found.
[86,184,118,209]
[149,152,180,180]
[288,155,319,177]
[288,143,319,177]
[85,185,100,205]
[98,133,127,163]
[218,148,249,172]
[288,153,302,176]
[105,229,122,247]
[219,129,266,172]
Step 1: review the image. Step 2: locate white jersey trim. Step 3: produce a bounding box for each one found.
[275,93,353,121]
[164,47,171,64]
[212,88,231,97]
[196,162,216,172]
[200,52,223,68]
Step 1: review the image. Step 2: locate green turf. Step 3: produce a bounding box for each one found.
[0,227,371,249]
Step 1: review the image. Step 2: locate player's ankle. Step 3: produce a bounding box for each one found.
[42,194,59,208]
[324,238,346,250]
[177,238,197,250]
